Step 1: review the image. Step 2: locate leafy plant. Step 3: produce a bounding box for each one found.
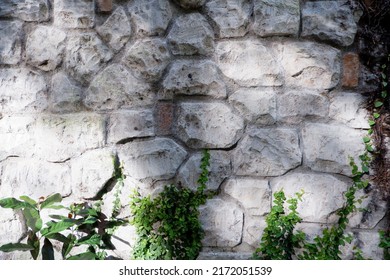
[129,149,211,260]
[379,230,390,260]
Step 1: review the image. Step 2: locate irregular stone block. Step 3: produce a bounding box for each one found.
[200,198,243,247]
[271,172,350,223]
[277,91,329,122]
[329,91,369,129]
[301,123,366,176]
[242,216,266,247]
[174,0,206,9]
[0,210,25,245]
[302,1,358,46]
[0,21,22,65]
[216,40,282,87]
[26,26,66,71]
[357,231,384,260]
[34,114,105,162]
[167,13,215,56]
[342,53,360,88]
[162,60,226,99]
[0,68,47,113]
[276,41,340,89]
[233,128,302,176]
[229,88,277,125]
[123,38,171,82]
[54,0,94,28]
[96,7,131,53]
[107,110,155,144]
[0,0,49,22]
[205,0,251,38]
[175,102,244,149]
[223,178,271,216]
[85,64,152,110]
[253,0,300,37]
[0,158,71,198]
[51,72,83,113]
[71,149,115,199]
[177,151,231,192]
[65,33,113,84]
[128,0,172,36]
[117,138,187,181]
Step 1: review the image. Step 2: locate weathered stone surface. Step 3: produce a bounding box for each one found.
[174,0,206,9]
[223,178,271,216]
[96,7,131,53]
[34,114,105,162]
[200,198,243,247]
[216,40,282,87]
[162,60,226,99]
[205,0,251,38]
[253,0,300,37]
[357,232,384,260]
[123,38,171,82]
[229,88,277,125]
[109,225,137,260]
[277,91,329,122]
[177,151,231,191]
[242,216,266,247]
[85,64,152,110]
[128,0,172,36]
[0,21,22,65]
[0,158,71,198]
[65,33,113,83]
[329,91,369,129]
[0,0,49,22]
[271,172,350,223]
[0,68,47,113]
[276,41,340,90]
[0,210,25,244]
[26,26,66,71]
[54,0,94,28]
[51,72,83,113]
[342,53,360,88]
[107,110,155,144]
[233,128,302,176]
[175,102,244,149]
[71,149,115,199]
[302,1,358,46]
[301,123,366,176]
[117,138,187,181]
[167,13,215,56]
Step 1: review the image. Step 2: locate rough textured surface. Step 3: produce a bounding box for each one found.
[51,72,83,113]
[0,0,49,22]
[0,21,23,65]
[174,0,206,9]
[54,0,94,28]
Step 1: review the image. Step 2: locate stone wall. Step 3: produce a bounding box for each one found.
[0,0,388,259]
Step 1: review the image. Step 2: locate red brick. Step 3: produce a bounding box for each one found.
[155,102,174,135]
[97,0,112,12]
[342,52,360,88]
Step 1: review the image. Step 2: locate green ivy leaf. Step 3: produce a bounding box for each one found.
[362,136,371,143]
[373,112,381,119]
[368,120,376,126]
[381,91,387,98]
[374,101,384,108]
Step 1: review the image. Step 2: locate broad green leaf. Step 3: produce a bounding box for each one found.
[42,238,55,260]
[48,214,69,220]
[67,252,96,260]
[45,233,69,243]
[19,196,37,207]
[27,231,40,260]
[0,243,34,252]
[23,207,42,233]
[82,217,97,225]
[374,101,384,108]
[62,234,76,259]
[76,234,101,246]
[40,193,62,210]
[0,198,27,209]
[41,220,75,236]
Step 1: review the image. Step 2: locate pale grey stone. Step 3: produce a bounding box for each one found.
[177,151,231,191]
[271,172,350,223]
[96,7,131,53]
[302,1,358,46]
[175,102,244,149]
[233,128,301,176]
[357,231,384,260]
[129,0,172,36]
[199,198,243,247]
[65,33,113,84]
[34,114,105,162]
[117,138,187,181]
[276,41,340,90]
[85,64,152,110]
[162,60,226,99]
[301,123,366,176]
[216,40,282,87]
[109,225,137,260]
[0,21,22,65]
[71,149,115,199]
[277,91,329,122]
[205,0,251,38]
[0,68,47,113]
[329,91,369,129]
[26,26,66,71]
[223,178,271,216]
[174,0,206,9]
[0,210,25,245]
[54,0,94,28]
[167,13,215,56]
[51,72,82,113]
[107,110,155,144]
[123,38,171,82]
[0,0,49,22]
[253,0,300,37]
[229,88,277,125]
[242,216,266,247]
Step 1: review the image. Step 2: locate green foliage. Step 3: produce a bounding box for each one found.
[130,150,211,260]
[379,230,390,260]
